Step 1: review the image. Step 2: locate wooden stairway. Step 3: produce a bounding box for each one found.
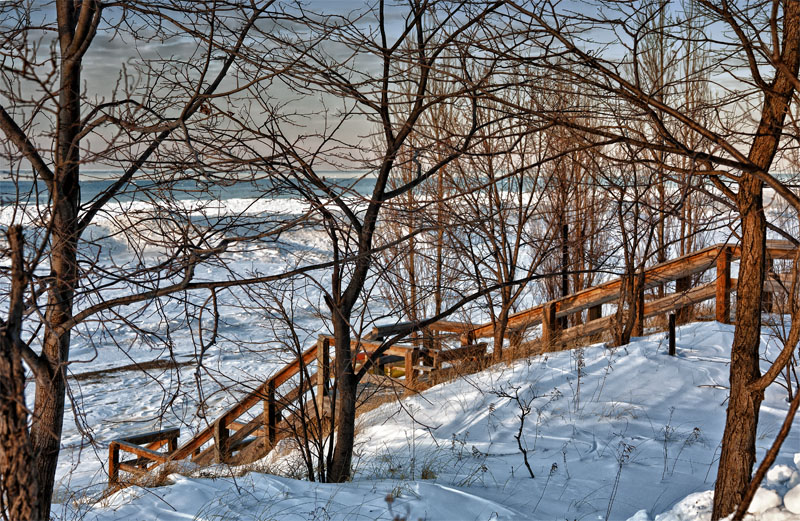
[106,240,797,489]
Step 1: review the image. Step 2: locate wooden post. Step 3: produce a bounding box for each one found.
[167,430,179,453]
[633,285,645,337]
[716,246,731,324]
[675,276,691,324]
[668,313,676,356]
[588,304,602,322]
[373,355,384,376]
[422,326,434,352]
[317,337,330,398]
[108,443,120,486]
[405,348,420,388]
[265,380,277,445]
[432,350,442,371]
[763,257,774,313]
[213,417,229,463]
[542,302,560,349]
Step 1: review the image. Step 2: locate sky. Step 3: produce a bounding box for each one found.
[1,1,789,174]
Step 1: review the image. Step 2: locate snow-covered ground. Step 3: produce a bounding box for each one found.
[58,321,800,521]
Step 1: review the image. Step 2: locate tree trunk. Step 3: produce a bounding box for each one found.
[561,222,569,329]
[493,308,510,362]
[328,310,357,483]
[30,163,79,521]
[712,177,766,518]
[612,275,634,346]
[0,338,37,521]
[0,227,39,520]
[29,2,84,515]
[712,2,800,516]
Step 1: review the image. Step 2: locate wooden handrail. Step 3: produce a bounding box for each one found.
[112,440,171,463]
[108,427,180,486]
[118,427,180,446]
[172,342,319,460]
[318,335,415,356]
[364,320,475,341]
[468,244,727,340]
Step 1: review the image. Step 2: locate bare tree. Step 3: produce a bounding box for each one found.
[235,0,510,483]
[0,1,291,517]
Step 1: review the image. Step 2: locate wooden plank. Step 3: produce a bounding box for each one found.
[227,411,308,467]
[716,246,732,324]
[765,240,798,259]
[108,443,120,486]
[405,348,420,386]
[145,438,170,452]
[763,258,775,312]
[433,343,487,363]
[191,445,215,466]
[675,276,692,324]
[542,302,560,348]
[228,372,320,452]
[427,320,476,333]
[559,246,720,317]
[229,420,267,437]
[764,276,790,293]
[363,321,417,341]
[643,282,716,318]
[317,337,330,398]
[319,335,414,356]
[112,440,170,463]
[364,320,475,342]
[120,457,156,468]
[228,416,269,446]
[118,427,180,446]
[118,462,150,476]
[213,419,229,463]
[559,314,612,343]
[470,306,542,340]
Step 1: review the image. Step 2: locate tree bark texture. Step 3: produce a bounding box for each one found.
[328,310,357,483]
[713,179,766,519]
[0,227,38,521]
[493,307,510,362]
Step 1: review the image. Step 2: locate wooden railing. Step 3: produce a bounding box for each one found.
[107,331,484,487]
[466,241,796,347]
[108,428,179,486]
[107,241,797,489]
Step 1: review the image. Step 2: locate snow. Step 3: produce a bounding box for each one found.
[85,474,520,521]
[767,465,797,486]
[56,321,800,521]
[749,489,783,514]
[785,484,800,515]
